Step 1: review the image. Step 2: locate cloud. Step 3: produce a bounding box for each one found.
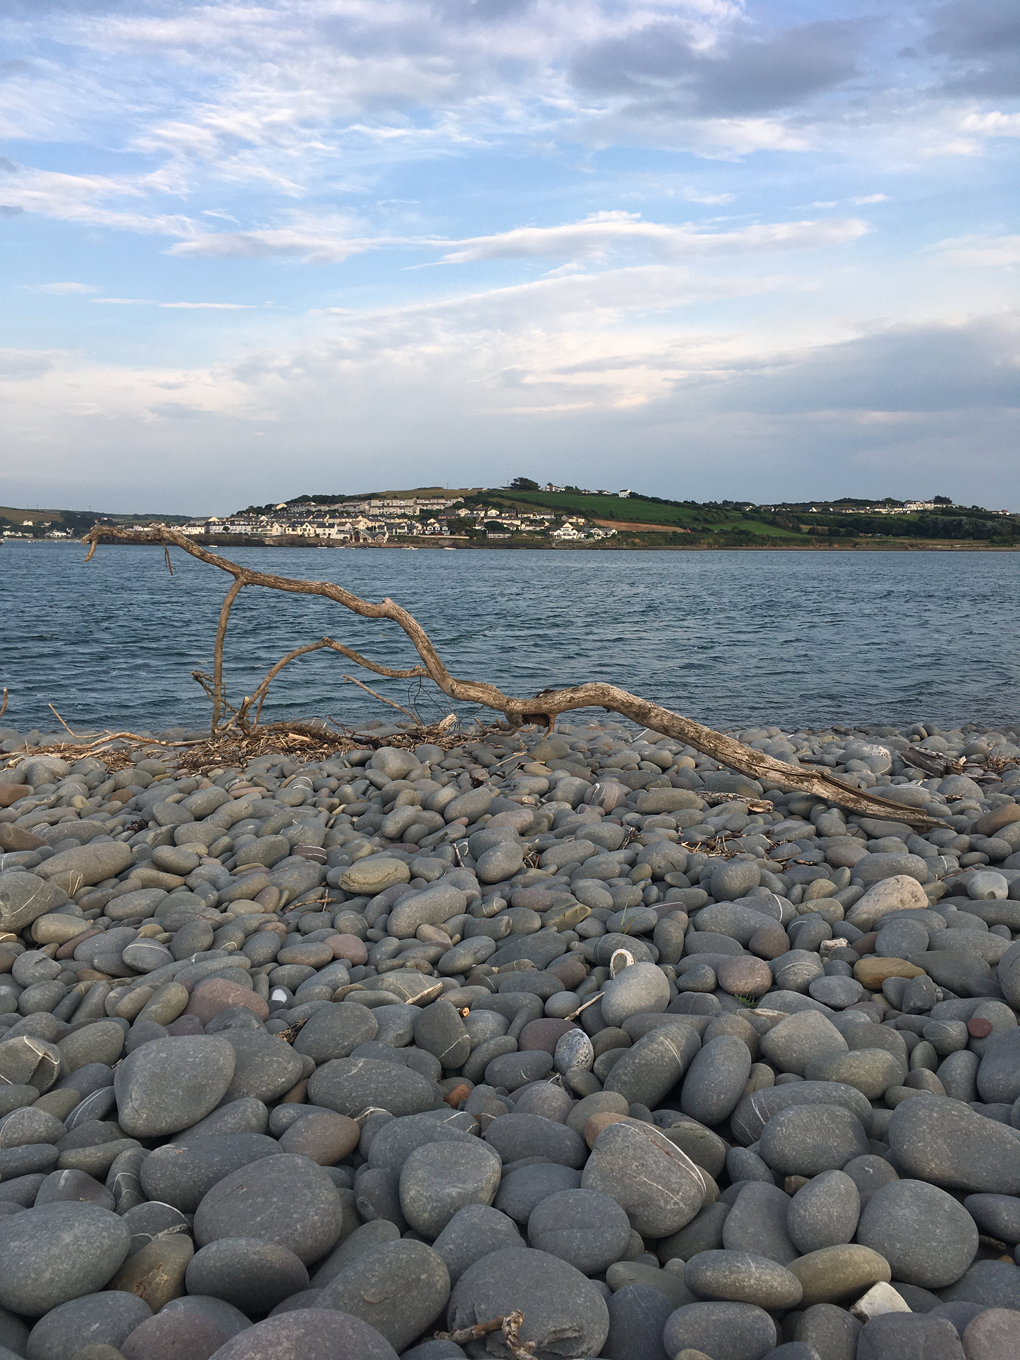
[930,234,1020,267]
[960,110,1020,137]
[570,19,862,117]
[23,281,98,295]
[438,212,869,262]
[91,297,256,309]
[926,0,1020,99]
[168,224,373,264]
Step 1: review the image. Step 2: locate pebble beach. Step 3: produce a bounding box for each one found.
[1,715,1019,1360]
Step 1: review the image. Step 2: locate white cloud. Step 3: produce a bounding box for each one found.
[931,234,1020,267]
[91,298,256,309]
[960,111,1020,137]
[438,212,869,263]
[22,282,98,295]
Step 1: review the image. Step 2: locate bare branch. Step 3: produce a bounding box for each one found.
[341,673,419,722]
[81,526,949,828]
[0,688,7,721]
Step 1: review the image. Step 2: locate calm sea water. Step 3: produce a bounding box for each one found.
[0,543,1016,737]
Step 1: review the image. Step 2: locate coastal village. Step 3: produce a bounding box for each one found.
[183,489,624,547]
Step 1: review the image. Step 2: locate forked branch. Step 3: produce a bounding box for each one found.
[82,526,947,828]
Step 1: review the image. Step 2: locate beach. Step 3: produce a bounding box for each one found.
[1,711,1019,1357]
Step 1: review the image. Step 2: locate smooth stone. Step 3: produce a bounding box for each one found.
[0,1202,131,1316]
[789,1244,891,1306]
[139,1134,283,1214]
[107,1232,195,1312]
[663,1301,777,1360]
[758,1104,869,1176]
[193,1154,344,1265]
[493,1164,583,1224]
[185,1236,309,1316]
[962,1308,1020,1360]
[35,842,134,895]
[431,1205,525,1286]
[446,1247,609,1360]
[292,1002,378,1063]
[198,1309,398,1360]
[0,872,69,933]
[600,964,669,1028]
[723,1183,798,1266]
[846,876,931,930]
[278,1110,360,1164]
[483,1114,587,1169]
[803,1049,904,1100]
[319,1240,450,1352]
[759,1012,848,1077]
[527,1188,631,1276]
[339,857,411,895]
[604,1024,701,1110]
[601,1283,673,1360]
[680,1035,752,1126]
[120,1310,228,1360]
[185,979,268,1026]
[308,1058,438,1119]
[855,1179,978,1288]
[683,1249,803,1309]
[114,1037,236,1138]
[26,1292,152,1360]
[786,1170,860,1254]
[855,1313,965,1360]
[581,1120,705,1238]
[399,1140,501,1238]
[887,1095,1020,1194]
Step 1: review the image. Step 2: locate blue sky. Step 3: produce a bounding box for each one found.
[1,0,1017,514]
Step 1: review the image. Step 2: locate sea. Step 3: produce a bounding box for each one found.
[0,543,1016,738]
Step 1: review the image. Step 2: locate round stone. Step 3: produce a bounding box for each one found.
[581,1120,705,1238]
[114,1037,236,1137]
[0,1201,131,1316]
[683,1249,803,1310]
[758,1105,869,1177]
[432,1205,525,1286]
[193,1154,345,1265]
[200,1309,398,1360]
[526,1189,631,1276]
[399,1141,502,1238]
[788,1244,891,1307]
[715,957,773,999]
[278,1111,360,1165]
[139,1135,284,1214]
[680,1035,752,1126]
[663,1302,777,1360]
[186,1237,309,1316]
[24,1290,151,1360]
[319,1240,450,1352]
[307,1058,438,1119]
[600,964,669,1028]
[855,1179,979,1288]
[786,1171,860,1254]
[447,1247,609,1360]
[292,1003,379,1063]
[120,1310,229,1360]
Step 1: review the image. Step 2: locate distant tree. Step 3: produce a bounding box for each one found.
[933,495,952,505]
[509,477,540,491]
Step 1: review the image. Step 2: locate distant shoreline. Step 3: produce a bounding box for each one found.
[31,534,1020,553]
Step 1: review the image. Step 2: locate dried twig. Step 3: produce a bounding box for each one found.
[341,674,418,722]
[48,704,80,738]
[0,688,7,721]
[81,527,947,828]
[436,1310,536,1357]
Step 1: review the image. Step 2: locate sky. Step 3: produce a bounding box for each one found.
[1,0,1017,515]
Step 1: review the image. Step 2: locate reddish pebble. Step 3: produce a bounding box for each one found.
[185,976,269,1024]
[0,785,31,808]
[968,1018,993,1038]
[329,933,368,966]
[444,1084,472,1108]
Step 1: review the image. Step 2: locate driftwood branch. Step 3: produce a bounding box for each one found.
[81,526,947,828]
[436,1310,536,1357]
